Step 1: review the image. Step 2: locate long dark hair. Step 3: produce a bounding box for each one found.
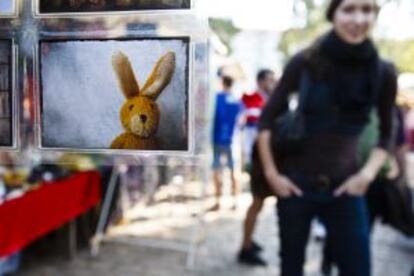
[302,37,331,81]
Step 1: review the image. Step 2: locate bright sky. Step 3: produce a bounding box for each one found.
[197,0,295,31]
[376,0,414,40]
[198,0,414,39]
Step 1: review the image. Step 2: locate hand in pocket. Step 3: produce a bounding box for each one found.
[334,172,373,197]
[266,171,303,198]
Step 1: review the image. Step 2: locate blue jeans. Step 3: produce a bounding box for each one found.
[277,173,371,276]
[212,144,234,170]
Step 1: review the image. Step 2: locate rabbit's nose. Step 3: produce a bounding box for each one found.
[140,114,147,123]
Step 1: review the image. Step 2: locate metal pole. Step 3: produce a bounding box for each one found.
[90,164,119,257]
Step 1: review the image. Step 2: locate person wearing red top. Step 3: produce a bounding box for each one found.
[242,90,267,169]
[241,70,275,170]
[242,92,266,125]
[238,69,276,266]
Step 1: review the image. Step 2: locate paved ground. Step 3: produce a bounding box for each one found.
[14,154,414,276]
[16,195,414,276]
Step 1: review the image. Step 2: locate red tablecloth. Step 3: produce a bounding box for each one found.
[0,171,101,257]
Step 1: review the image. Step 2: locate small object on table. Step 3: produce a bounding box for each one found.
[0,183,6,204]
[0,252,21,275]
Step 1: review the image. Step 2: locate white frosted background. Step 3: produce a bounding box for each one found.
[41,39,188,150]
[0,0,13,13]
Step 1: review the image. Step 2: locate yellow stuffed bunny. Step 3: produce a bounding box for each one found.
[110,51,176,150]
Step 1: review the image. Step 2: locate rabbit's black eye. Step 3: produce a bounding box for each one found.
[129,104,134,111]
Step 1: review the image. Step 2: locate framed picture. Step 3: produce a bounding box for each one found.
[38,0,191,14]
[0,0,16,16]
[38,37,190,153]
[0,39,13,148]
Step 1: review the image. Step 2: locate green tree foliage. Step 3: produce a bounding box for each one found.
[209,18,240,54]
[378,39,414,73]
[278,0,329,62]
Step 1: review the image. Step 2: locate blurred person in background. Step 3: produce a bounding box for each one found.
[406,107,414,151]
[257,0,397,275]
[241,69,276,172]
[238,69,276,266]
[211,75,243,211]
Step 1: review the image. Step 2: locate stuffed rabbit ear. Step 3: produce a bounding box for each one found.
[112,51,140,99]
[141,52,176,100]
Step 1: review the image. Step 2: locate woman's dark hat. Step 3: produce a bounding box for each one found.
[326,0,378,22]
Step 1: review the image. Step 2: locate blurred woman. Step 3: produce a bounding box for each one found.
[257,0,397,275]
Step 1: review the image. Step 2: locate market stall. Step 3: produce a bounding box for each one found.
[0,171,101,258]
[0,0,208,274]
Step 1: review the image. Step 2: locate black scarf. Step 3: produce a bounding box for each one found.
[317,30,380,110]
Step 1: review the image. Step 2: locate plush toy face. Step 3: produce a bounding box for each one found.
[120,96,160,138]
[112,51,176,142]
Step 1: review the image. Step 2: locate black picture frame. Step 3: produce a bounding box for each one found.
[39,0,191,14]
[0,39,13,148]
